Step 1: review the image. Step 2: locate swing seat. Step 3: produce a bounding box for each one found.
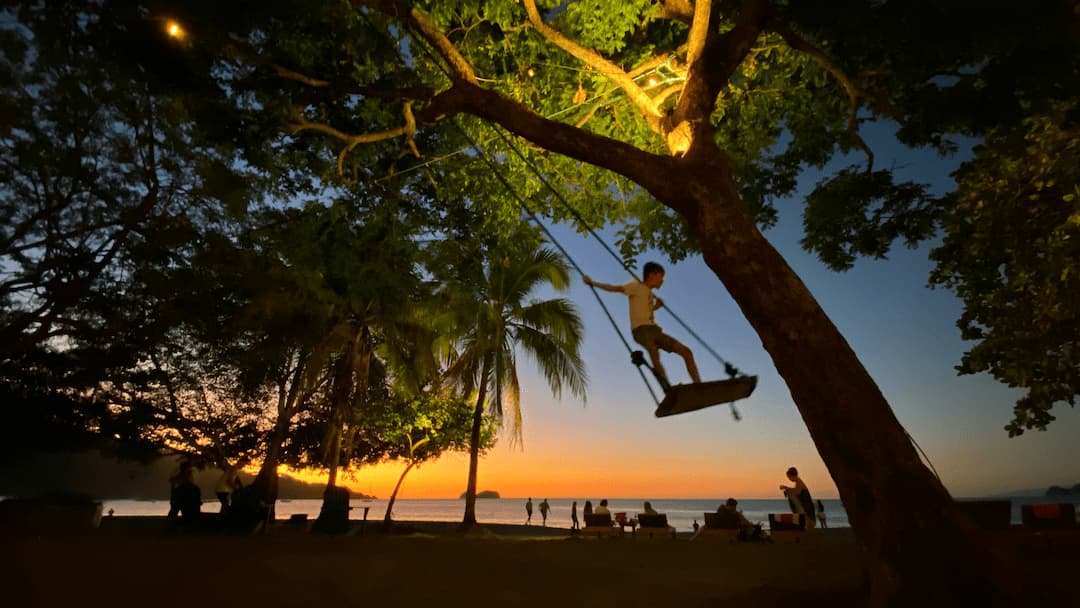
[654,376,757,417]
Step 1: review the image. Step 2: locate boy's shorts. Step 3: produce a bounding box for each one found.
[632,324,679,352]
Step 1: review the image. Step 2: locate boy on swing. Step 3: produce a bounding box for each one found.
[584,262,701,388]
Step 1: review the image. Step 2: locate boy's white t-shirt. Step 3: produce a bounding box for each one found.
[622,280,655,329]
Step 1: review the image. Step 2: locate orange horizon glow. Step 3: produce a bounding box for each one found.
[262,451,840,501]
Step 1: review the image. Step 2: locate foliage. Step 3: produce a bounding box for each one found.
[930,102,1080,435]
[443,229,588,442]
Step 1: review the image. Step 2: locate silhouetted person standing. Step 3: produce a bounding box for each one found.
[525,497,533,525]
[571,501,580,530]
[539,499,550,526]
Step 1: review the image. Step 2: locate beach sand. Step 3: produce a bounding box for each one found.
[1,517,1075,607]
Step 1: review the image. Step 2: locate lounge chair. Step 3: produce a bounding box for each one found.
[635,513,676,540]
[767,513,810,543]
[582,512,616,537]
[691,510,741,541]
[1021,503,1076,529]
[1020,503,1080,547]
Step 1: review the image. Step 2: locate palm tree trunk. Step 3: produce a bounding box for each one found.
[383,459,418,529]
[669,151,1033,607]
[462,362,491,528]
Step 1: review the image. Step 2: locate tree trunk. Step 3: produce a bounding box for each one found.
[668,151,1033,606]
[384,459,418,529]
[461,363,490,528]
[251,420,287,505]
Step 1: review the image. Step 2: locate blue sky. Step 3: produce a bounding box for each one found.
[355,120,1080,500]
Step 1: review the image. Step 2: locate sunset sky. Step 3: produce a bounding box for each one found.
[328,122,1080,501]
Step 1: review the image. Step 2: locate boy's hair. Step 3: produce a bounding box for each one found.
[643,261,664,278]
[786,466,799,477]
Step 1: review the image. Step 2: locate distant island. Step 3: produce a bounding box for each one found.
[0,450,376,500]
[459,490,500,499]
[1046,483,1080,497]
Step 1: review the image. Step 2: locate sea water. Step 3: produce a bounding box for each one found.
[95,496,1058,532]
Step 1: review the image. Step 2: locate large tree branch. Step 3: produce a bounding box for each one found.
[353,0,477,84]
[521,0,663,122]
[685,0,712,70]
[667,0,769,156]
[416,83,686,214]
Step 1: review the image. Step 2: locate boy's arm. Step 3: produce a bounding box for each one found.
[582,276,624,293]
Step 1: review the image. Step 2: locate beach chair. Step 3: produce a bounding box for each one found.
[582,513,616,537]
[1020,503,1080,546]
[1021,503,1076,529]
[635,513,676,540]
[691,511,740,541]
[614,512,637,535]
[767,513,810,543]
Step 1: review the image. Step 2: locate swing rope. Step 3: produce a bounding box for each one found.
[485,125,744,377]
[449,118,662,406]
[400,26,744,415]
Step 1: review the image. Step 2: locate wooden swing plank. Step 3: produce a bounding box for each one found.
[654,376,758,418]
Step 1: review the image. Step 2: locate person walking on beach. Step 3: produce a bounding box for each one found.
[525,497,533,525]
[167,459,193,519]
[539,498,550,526]
[215,464,242,514]
[780,466,816,528]
[571,501,580,530]
[584,262,701,387]
[816,499,827,528]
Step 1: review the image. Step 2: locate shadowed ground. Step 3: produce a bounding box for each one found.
[1,518,1074,607]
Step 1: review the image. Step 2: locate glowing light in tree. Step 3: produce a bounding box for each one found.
[165,20,185,41]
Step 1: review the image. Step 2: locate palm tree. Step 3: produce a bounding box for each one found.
[444,237,588,528]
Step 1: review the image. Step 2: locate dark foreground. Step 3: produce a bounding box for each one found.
[1,518,1075,608]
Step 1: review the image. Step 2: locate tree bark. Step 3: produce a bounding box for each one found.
[461,361,490,528]
[328,4,1033,602]
[664,147,1034,607]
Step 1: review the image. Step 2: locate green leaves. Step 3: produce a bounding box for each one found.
[930,102,1080,435]
[801,168,939,271]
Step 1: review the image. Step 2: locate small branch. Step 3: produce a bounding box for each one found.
[354,0,477,83]
[767,17,874,170]
[273,65,330,87]
[287,101,420,177]
[521,0,662,121]
[652,84,684,108]
[573,103,602,128]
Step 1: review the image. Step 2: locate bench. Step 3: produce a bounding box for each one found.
[636,513,676,540]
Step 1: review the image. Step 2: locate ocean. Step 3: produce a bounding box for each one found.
[97,496,1060,533]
